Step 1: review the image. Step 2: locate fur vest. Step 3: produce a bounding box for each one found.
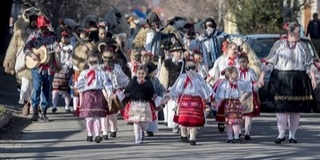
[163,59,185,87]
[125,77,155,101]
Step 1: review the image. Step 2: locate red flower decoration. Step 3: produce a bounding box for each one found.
[222,41,228,53]
[61,31,68,37]
[283,22,289,31]
[36,16,50,28]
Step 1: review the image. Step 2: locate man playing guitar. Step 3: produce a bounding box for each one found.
[24,16,60,122]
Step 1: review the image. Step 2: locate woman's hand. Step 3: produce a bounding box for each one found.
[30,53,40,62]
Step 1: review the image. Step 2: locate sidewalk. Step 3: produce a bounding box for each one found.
[1,109,320,160]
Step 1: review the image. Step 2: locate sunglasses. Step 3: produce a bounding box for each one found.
[88,61,99,65]
[102,56,113,60]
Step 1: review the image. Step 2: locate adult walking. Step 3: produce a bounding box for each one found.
[257,22,317,144]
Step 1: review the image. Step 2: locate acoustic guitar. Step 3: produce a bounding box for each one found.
[25,46,50,69]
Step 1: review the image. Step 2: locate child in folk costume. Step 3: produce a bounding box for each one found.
[145,62,167,137]
[237,54,260,140]
[207,41,239,133]
[100,50,130,140]
[71,38,96,114]
[127,49,142,78]
[193,50,213,118]
[168,55,214,145]
[123,65,157,144]
[215,67,259,143]
[52,31,73,113]
[193,50,209,79]
[75,53,113,143]
[158,42,186,132]
[207,41,239,83]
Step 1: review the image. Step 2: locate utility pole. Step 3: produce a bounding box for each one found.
[218,0,222,30]
[283,0,294,23]
[290,0,295,21]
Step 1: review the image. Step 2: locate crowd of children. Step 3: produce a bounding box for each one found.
[12,12,313,146]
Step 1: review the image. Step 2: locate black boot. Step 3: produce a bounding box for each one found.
[146,130,154,137]
[181,136,189,143]
[218,123,225,133]
[110,131,117,138]
[40,108,49,122]
[189,140,196,145]
[30,107,39,121]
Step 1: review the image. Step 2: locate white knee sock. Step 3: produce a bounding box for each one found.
[85,118,93,136]
[244,116,253,135]
[232,124,241,139]
[93,118,101,137]
[52,91,59,108]
[180,126,188,137]
[133,123,141,141]
[276,113,289,138]
[189,127,197,141]
[64,94,71,109]
[100,117,107,135]
[226,124,233,140]
[108,114,118,132]
[19,77,31,104]
[289,113,300,139]
[73,97,79,111]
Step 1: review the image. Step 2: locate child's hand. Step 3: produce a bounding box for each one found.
[253,84,259,91]
[161,98,170,105]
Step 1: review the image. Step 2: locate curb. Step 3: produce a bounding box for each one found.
[0,111,12,128]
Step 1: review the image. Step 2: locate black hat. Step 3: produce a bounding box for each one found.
[146,62,157,75]
[160,41,172,50]
[169,42,185,52]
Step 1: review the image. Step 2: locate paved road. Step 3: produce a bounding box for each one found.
[0,109,320,160]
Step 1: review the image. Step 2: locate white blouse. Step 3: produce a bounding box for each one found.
[262,39,314,72]
[197,63,209,79]
[208,55,239,79]
[75,68,113,96]
[238,68,258,82]
[215,79,256,103]
[59,43,73,69]
[169,71,213,101]
[103,64,130,90]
